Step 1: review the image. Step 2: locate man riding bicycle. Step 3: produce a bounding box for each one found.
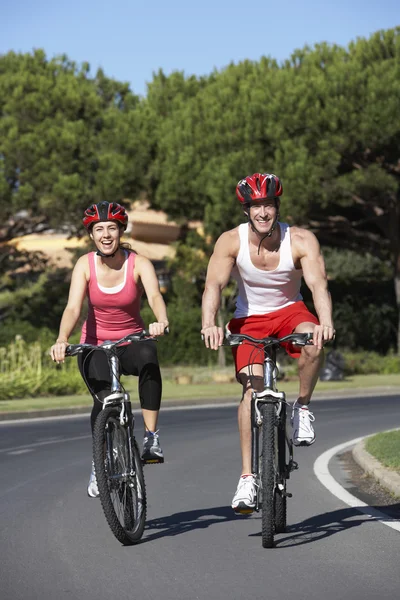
[201,173,335,513]
[50,201,169,497]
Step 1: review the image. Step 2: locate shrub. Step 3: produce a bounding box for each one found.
[141,302,219,366]
[342,351,400,375]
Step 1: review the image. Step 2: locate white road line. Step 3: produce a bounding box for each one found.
[0,403,239,425]
[314,437,400,533]
[0,434,91,454]
[8,449,34,455]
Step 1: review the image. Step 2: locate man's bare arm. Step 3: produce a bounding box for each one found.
[201,231,237,349]
[293,228,335,349]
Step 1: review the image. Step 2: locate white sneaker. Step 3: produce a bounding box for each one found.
[141,430,164,464]
[291,401,315,446]
[87,461,99,498]
[231,475,257,514]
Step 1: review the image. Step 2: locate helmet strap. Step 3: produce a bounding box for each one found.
[95,245,121,259]
[96,249,117,258]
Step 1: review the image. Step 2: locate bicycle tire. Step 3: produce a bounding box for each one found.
[274,403,287,534]
[93,407,147,545]
[261,402,276,548]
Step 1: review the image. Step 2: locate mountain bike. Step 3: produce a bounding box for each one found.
[225,331,313,548]
[66,330,157,545]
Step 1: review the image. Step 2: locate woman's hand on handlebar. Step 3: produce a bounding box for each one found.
[148,321,169,337]
[50,339,69,364]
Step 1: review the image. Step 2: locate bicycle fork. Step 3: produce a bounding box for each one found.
[102,353,133,426]
[103,352,136,481]
[251,356,297,511]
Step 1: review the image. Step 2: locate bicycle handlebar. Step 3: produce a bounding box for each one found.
[223,331,314,348]
[65,328,169,357]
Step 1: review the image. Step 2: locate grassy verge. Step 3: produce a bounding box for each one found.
[0,373,399,414]
[365,430,400,472]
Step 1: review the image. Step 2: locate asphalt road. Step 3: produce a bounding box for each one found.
[1,395,400,600]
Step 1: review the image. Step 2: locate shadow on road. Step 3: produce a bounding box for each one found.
[251,505,400,548]
[142,505,243,542]
[140,503,400,546]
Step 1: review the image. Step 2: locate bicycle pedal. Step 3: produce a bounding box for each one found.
[234,508,254,515]
[141,457,164,465]
[290,461,299,471]
[283,491,293,498]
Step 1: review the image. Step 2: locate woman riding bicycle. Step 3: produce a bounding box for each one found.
[50,201,169,497]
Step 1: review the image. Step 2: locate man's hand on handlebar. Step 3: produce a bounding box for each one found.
[312,324,335,350]
[201,325,224,351]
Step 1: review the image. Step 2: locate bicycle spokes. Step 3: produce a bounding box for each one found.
[93,408,147,545]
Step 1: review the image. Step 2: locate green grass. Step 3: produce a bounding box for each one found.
[0,373,399,414]
[366,430,400,472]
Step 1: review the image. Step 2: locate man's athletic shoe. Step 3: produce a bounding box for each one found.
[291,401,315,446]
[87,461,99,498]
[231,474,257,514]
[141,430,164,464]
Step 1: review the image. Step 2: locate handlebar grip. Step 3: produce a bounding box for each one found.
[142,326,169,337]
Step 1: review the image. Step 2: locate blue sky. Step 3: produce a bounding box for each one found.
[1,0,399,96]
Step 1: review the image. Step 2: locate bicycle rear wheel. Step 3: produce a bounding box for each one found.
[93,407,147,545]
[274,403,287,534]
[261,402,276,548]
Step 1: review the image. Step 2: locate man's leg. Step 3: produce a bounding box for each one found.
[231,365,263,513]
[295,322,324,405]
[292,322,324,446]
[237,366,264,474]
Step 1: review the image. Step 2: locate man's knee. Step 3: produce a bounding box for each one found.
[237,372,264,402]
[301,344,324,362]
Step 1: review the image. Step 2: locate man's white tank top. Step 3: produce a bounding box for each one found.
[232,222,303,318]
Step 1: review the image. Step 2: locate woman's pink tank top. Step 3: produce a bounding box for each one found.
[80,251,145,345]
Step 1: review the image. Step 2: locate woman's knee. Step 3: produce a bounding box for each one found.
[136,341,158,365]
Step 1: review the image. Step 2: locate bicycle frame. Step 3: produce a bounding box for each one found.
[250,347,286,511]
[64,331,157,544]
[251,347,281,475]
[86,342,135,428]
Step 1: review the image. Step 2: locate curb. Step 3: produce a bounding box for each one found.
[352,435,400,499]
[0,388,398,423]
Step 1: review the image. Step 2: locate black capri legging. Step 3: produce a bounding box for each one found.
[77,340,162,431]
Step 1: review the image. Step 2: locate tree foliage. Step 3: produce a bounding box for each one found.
[0,29,399,352]
[0,50,147,238]
[142,27,400,350]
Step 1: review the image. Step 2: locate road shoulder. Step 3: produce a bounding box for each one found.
[352,437,400,499]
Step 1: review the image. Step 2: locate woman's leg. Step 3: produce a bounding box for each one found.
[119,340,162,428]
[119,341,163,462]
[77,349,113,497]
[77,350,112,432]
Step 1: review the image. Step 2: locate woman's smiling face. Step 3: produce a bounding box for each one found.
[90,221,121,256]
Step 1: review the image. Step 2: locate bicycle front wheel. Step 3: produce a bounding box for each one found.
[93,407,147,545]
[274,402,287,534]
[261,402,276,548]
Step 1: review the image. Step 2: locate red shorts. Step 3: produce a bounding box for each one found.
[228,301,319,373]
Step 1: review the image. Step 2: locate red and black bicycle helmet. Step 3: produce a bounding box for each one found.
[82,201,128,230]
[236,173,283,204]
